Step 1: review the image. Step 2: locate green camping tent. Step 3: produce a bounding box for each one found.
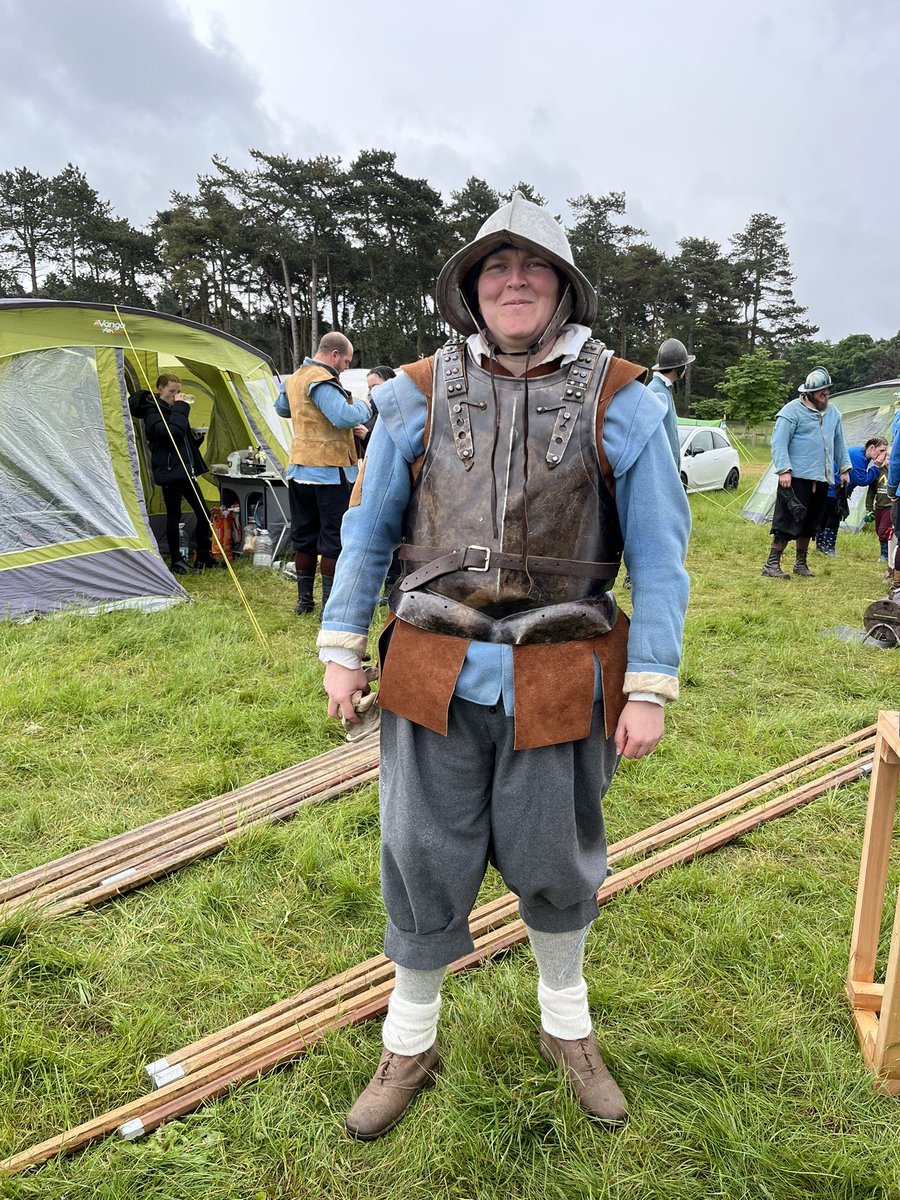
[741,380,900,533]
[0,299,290,619]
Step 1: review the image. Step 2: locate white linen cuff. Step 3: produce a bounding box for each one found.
[624,671,679,701]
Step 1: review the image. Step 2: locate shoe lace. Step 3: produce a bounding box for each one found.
[376,1051,400,1082]
[572,1038,601,1077]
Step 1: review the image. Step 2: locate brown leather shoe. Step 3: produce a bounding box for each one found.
[345,1044,441,1141]
[539,1029,628,1128]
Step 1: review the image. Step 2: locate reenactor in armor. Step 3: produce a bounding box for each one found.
[318,193,691,1138]
[648,337,696,462]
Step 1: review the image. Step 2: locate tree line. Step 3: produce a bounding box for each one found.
[2,152,898,421]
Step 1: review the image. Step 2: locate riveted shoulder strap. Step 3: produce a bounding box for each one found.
[595,357,649,497]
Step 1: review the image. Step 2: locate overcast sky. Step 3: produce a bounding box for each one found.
[1,0,897,342]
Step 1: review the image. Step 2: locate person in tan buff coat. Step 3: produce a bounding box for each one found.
[274,331,370,614]
[318,193,690,1139]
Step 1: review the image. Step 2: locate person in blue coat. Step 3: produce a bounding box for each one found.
[648,338,695,463]
[762,367,850,578]
[814,437,888,556]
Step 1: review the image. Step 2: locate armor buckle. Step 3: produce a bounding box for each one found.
[464,545,491,572]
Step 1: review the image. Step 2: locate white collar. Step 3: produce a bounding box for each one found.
[652,370,675,389]
[466,324,594,369]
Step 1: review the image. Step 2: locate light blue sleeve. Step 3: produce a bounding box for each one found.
[832,414,850,474]
[320,372,427,634]
[274,385,290,419]
[888,435,900,491]
[309,379,371,429]
[603,379,691,681]
[770,409,796,473]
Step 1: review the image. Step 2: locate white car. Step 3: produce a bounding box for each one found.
[678,424,740,493]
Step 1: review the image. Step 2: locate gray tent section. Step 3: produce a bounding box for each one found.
[741,380,900,533]
[0,340,187,620]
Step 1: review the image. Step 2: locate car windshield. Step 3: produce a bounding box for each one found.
[677,426,697,447]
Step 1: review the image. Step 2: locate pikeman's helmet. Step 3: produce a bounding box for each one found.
[652,338,696,372]
[798,366,833,394]
[435,191,597,338]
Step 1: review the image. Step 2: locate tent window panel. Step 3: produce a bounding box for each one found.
[241,374,292,457]
[0,347,138,554]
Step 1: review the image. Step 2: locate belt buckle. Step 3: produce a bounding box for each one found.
[465,545,491,572]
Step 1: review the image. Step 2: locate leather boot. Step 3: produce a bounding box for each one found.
[320,573,334,614]
[345,1044,441,1141]
[295,571,316,615]
[761,547,789,579]
[539,1029,628,1128]
[793,550,815,577]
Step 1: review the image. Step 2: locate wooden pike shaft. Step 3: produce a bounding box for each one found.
[0,738,873,1174]
[0,740,379,904]
[157,741,876,1076]
[36,771,379,918]
[612,726,875,855]
[0,763,378,917]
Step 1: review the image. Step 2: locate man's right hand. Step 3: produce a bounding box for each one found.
[777,471,792,488]
[324,661,371,724]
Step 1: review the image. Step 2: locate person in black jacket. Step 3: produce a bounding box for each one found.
[129,373,217,573]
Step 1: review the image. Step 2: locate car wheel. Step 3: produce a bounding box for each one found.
[680,472,689,492]
[724,467,740,491]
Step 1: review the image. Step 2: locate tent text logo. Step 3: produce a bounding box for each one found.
[93,319,126,335]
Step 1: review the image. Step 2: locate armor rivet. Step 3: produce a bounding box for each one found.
[462,449,471,457]
[555,436,563,443]
[564,411,570,419]
[453,405,461,412]
[566,388,573,395]
[574,391,583,399]
[536,406,544,413]
[550,455,560,463]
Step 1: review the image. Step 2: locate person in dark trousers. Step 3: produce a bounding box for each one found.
[761,366,850,579]
[129,373,216,574]
[274,333,371,615]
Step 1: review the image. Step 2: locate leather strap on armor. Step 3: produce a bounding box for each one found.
[397,543,618,589]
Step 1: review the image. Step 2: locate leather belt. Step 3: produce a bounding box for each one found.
[398,544,619,591]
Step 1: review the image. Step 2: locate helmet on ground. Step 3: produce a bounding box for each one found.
[652,338,696,372]
[435,191,597,337]
[798,366,833,394]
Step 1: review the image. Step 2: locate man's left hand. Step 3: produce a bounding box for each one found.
[840,471,850,485]
[614,700,664,760]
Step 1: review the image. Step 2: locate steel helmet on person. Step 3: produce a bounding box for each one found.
[798,366,833,394]
[435,191,597,351]
[652,338,696,373]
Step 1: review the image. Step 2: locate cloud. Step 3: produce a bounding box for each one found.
[0,0,275,222]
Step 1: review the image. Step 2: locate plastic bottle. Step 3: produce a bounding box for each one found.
[242,519,258,556]
[252,528,274,568]
[178,522,190,563]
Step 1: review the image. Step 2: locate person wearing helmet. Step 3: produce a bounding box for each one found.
[317,193,690,1138]
[761,367,850,578]
[648,338,696,462]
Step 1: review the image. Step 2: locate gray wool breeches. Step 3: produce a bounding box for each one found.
[379,697,620,970]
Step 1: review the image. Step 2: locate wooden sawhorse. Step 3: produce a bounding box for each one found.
[848,710,900,1092]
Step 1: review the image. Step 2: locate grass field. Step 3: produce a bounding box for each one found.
[1,448,899,1199]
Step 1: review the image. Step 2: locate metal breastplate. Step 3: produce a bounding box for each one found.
[390,339,623,644]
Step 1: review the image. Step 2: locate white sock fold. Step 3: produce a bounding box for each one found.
[537,977,591,1041]
[382,991,442,1056]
